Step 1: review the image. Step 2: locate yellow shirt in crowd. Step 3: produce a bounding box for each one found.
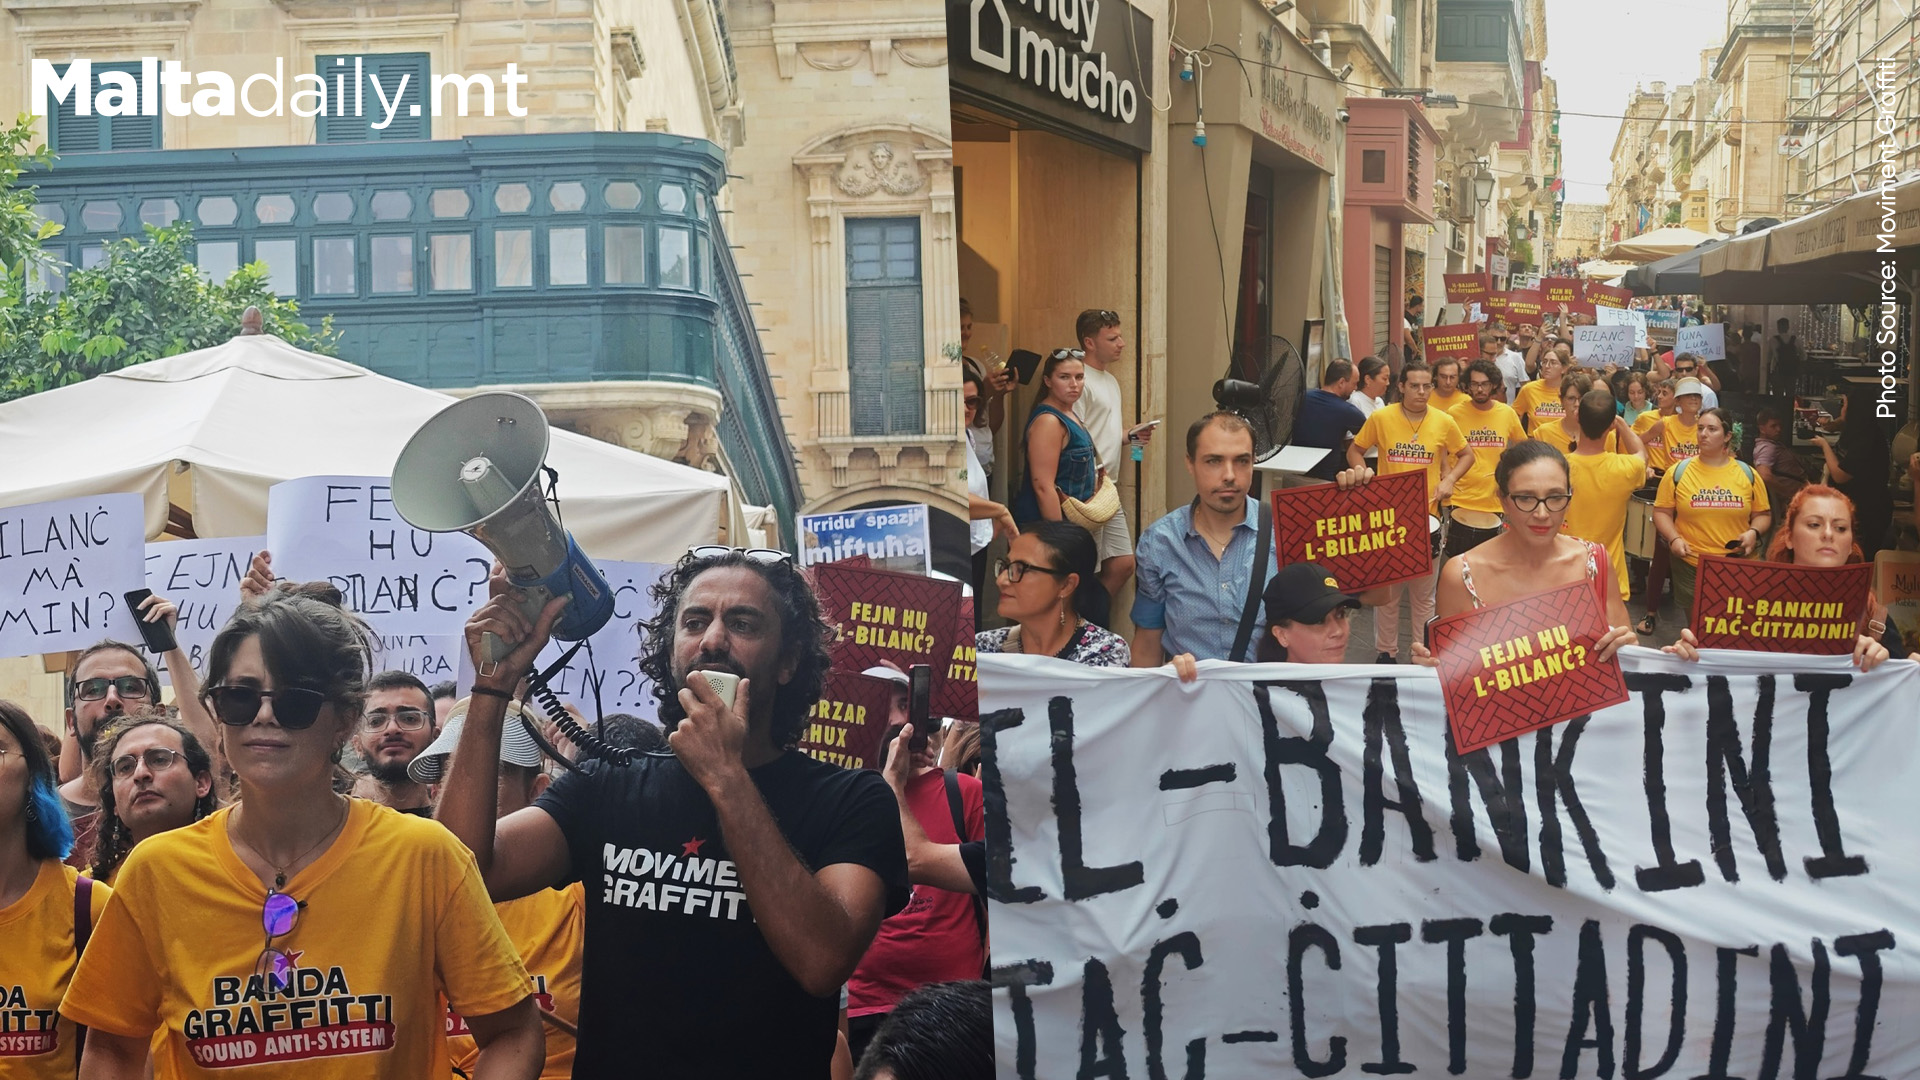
[0,859,112,1079]
[449,884,585,1080]
[1644,414,1701,472]
[1563,451,1651,599]
[1427,388,1466,415]
[1353,403,1467,509]
[1654,456,1771,568]
[62,800,531,1080]
[1446,400,1528,515]
[1544,418,1619,455]
[1512,380,1565,431]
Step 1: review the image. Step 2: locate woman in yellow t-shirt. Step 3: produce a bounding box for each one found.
[1511,351,1567,432]
[0,699,111,1080]
[1543,373,1619,453]
[1652,408,1773,626]
[61,593,543,1080]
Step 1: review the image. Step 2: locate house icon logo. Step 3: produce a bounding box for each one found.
[970,0,1013,73]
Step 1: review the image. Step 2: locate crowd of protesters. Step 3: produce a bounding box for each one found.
[2,536,994,1078]
[964,302,1916,683]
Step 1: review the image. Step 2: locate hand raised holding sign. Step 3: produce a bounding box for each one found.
[239,550,275,603]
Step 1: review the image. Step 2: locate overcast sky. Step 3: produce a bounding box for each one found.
[1544,0,1729,204]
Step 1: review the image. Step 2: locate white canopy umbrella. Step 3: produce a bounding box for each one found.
[0,333,736,562]
[1602,226,1722,263]
[1577,259,1639,282]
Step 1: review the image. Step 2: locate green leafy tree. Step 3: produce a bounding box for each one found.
[0,116,336,402]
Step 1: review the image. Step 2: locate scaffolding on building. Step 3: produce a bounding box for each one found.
[1780,0,1920,215]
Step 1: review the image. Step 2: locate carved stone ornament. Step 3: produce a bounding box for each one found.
[836,143,924,198]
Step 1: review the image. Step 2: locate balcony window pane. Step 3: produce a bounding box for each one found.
[549,182,586,212]
[196,196,237,227]
[255,194,295,224]
[430,233,472,291]
[32,203,64,227]
[254,238,297,294]
[81,244,107,269]
[371,190,413,221]
[81,202,122,232]
[495,183,532,214]
[313,237,356,295]
[495,229,532,287]
[139,199,178,228]
[549,227,587,286]
[197,240,239,284]
[604,181,641,210]
[657,183,687,214]
[314,192,354,223]
[605,226,645,284]
[431,188,471,218]
[371,235,414,293]
[29,256,66,296]
[659,227,690,288]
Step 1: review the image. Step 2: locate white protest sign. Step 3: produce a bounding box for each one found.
[0,494,144,658]
[983,651,1920,1078]
[143,536,261,685]
[1676,324,1727,362]
[266,476,492,637]
[531,560,670,718]
[368,633,466,684]
[1595,306,1649,349]
[1572,324,1636,366]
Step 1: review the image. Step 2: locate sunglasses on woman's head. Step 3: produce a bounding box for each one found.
[201,685,329,730]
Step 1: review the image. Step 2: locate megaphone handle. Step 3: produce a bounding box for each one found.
[480,583,557,663]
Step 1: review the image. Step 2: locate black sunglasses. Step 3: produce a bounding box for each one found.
[202,685,329,730]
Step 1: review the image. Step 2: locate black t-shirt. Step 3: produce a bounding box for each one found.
[536,749,909,1079]
[1294,389,1368,481]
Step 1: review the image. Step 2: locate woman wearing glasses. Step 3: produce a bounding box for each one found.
[88,714,220,885]
[62,590,543,1079]
[1412,440,1638,664]
[0,698,112,1080]
[975,522,1128,667]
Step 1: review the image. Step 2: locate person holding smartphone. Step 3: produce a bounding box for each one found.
[56,591,218,872]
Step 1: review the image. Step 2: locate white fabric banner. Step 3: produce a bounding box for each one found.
[982,650,1920,1078]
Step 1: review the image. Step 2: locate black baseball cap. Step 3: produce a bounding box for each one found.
[1263,563,1362,625]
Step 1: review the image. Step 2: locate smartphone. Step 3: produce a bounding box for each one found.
[123,589,178,653]
[907,664,934,748]
[1724,539,1744,551]
[1008,349,1044,385]
[698,670,740,712]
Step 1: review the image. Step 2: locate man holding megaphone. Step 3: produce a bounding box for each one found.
[436,549,909,1080]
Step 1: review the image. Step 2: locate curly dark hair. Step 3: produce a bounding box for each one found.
[88,711,219,881]
[638,551,833,750]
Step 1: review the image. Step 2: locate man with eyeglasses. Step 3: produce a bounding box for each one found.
[351,669,441,816]
[57,593,216,867]
[438,546,908,1079]
[1665,353,1719,408]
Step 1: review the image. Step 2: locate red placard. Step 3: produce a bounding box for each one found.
[1542,277,1595,317]
[1431,579,1628,754]
[812,563,962,697]
[1271,470,1433,591]
[1506,289,1544,327]
[933,595,978,719]
[1689,556,1871,655]
[1587,283,1633,309]
[799,670,897,769]
[1485,291,1513,320]
[1444,273,1491,304]
[1422,322,1480,362]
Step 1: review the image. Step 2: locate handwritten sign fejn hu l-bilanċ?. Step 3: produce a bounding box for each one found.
[267,476,492,638]
[0,493,145,659]
[143,535,261,684]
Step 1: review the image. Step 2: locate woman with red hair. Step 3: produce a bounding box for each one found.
[1666,483,1904,668]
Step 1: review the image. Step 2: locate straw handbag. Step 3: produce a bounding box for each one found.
[1060,475,1120,532]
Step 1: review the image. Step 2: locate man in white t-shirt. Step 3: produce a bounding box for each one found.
[1073,308,1149,600]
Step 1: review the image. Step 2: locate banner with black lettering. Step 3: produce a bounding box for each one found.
[982,651,1919,1078]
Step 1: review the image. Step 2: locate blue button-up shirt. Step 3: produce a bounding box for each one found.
[1130,496,1279,661]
